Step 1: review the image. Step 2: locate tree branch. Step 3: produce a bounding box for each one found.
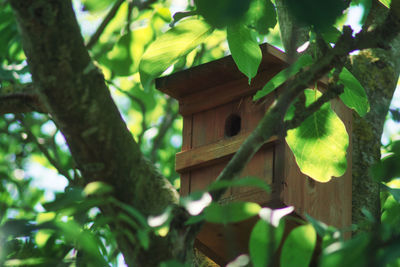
[85,0,125,50]
[86,0,159,50]
[284,83,345,131]
[0,84,46,114]
[107,80,149,145]
[150,97,178,162]
[17,115,73,182]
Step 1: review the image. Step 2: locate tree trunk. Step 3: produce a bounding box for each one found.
[9,0,184,265]
[276,0,400,228]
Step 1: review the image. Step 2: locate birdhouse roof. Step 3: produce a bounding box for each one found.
[155,43,287,101]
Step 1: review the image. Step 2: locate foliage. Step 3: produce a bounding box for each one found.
[0,0,400,266]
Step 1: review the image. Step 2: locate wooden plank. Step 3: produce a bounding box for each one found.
[190,95,275,148]
[155,43,286,100]
[181,115,192,151]
[232,147,274,197]
[176,133,278,173]
[179,68,281,116]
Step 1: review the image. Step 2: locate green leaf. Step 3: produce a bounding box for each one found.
[249,219,285,267]
[82,0,114,12]
[305,214,329,237]
[204,202,261,224]
[159,260,189,267]
[381,184,400,203]
[371,155,400,182]
[253,54,313,100]
[338,67,370,117]
[207,176,270,194]
[194,0,251,28]
[286,89,349,182]
[280,224,317,267]
[284,0,348,31]
[227,24,262,83]
[321,26,342,43]
[84,181,113,196]
[43,187,84,211]
[104,33,133,76]
[320,234,369,267]
[139,19,213,89]
[378,0,391,8]
[246,0,277,34]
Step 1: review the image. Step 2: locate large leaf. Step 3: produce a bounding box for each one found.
[245,0,277,34]
[286,89,349,182]
[194,0,251,28]
[139,19,213,89]
[253,54,313,100]
[227,24,262,83]
[338,67,370,117]
[249,219,285,267]
[204,202,261,224]
[280,224,317,267]
[284,0,348,31]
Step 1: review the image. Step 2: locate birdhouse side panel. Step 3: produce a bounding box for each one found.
[283,99,352,229]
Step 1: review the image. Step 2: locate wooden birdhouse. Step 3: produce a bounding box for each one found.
[156,43,352,265]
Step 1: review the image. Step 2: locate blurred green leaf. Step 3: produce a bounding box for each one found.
[82,0,115,12]
[105,33,133,76]
[321,26,342,43]
[42,187,84,211]
[159,260,189,267]
[139,19,213,89]
[253,54,313,100]
[246,0,277,34]
[227,24,262,83]
[382,184,400,203]
[4,258,50,266]
[286,89,349,182]
[338,67,370,117]
[280,224,316,267]
[56,220,106,265]
[249,219,285,267]
[84,181,113,196]
[378,0,391,8]
[1,219,35,237]
[320,234,369,267]
[194,0,251,28]
[371,154,400,183]
[285,0,348,31]
[204,202,261,224]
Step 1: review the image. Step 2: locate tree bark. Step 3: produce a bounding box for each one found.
[9,1,180,265]
[350,1,400,227]
[275,0,400,228]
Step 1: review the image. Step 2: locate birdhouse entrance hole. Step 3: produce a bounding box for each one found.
[225,114,241,137]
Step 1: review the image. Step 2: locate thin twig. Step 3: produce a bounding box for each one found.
[86,0,159,49]
[106,80,148,145]
[284,83,344,131]
[16,115,73,182]
[150,97,178,162]
[86,0,125,50]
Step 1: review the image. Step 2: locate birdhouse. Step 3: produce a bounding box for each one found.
[156,43,352,265]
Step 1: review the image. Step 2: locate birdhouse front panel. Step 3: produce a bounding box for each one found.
[175,93,281,205]
[156,43,352,264]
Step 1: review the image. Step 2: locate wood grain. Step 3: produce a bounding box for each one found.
[176,133,277,173]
